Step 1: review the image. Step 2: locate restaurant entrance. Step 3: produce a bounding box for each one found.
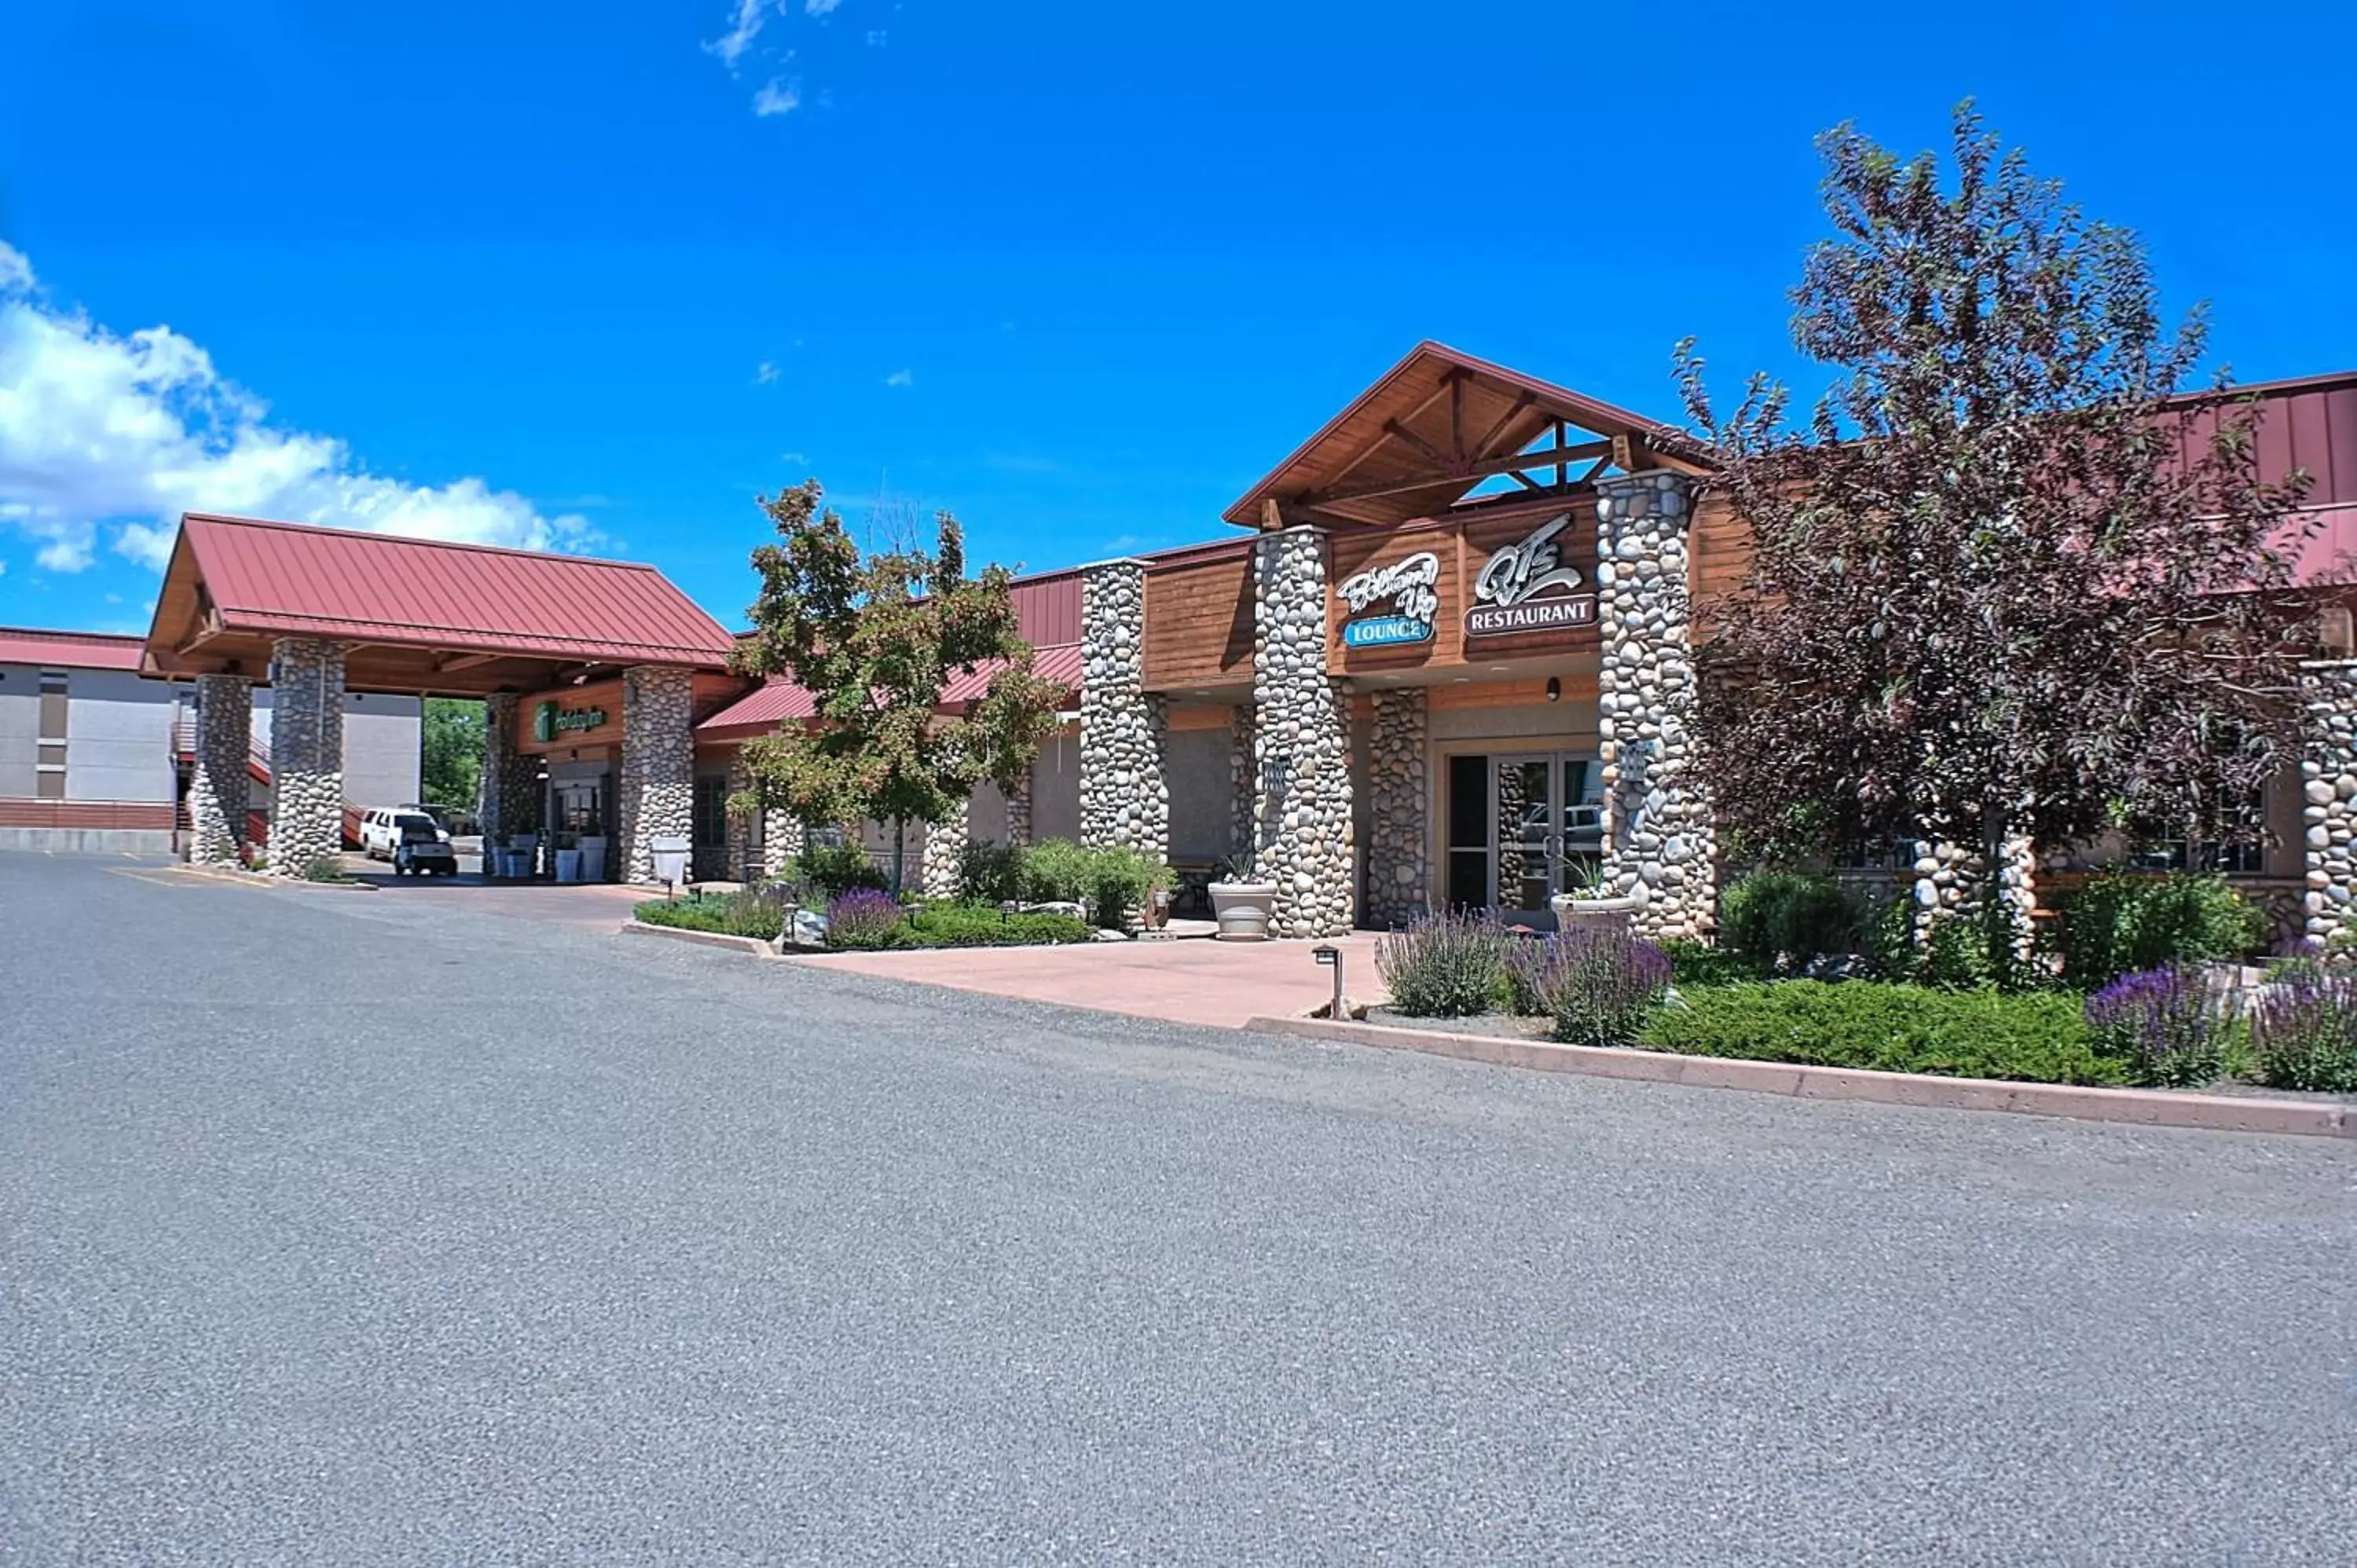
[1444,750,1604,925]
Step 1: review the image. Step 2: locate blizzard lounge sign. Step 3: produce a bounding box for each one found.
[1466,515,1595,638]
[533,700,610,742]
[1335,550,1440,648]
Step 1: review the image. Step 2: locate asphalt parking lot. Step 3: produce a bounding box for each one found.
[3,852,2353,1563]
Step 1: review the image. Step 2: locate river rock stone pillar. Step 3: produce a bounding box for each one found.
[2300,661,2357,944]
[478,692,537,849]
[1228,704,1257,870]
[1595,472,1714,940]
[617,665,695,885]
[267,639,348,877]
[1253,526,1354,937]
[761,806,805,876]
[1364,687,1429,929]
[1907,836,2037,961]
[921,797,969,899]
[187,673,252,866]
[1079,559,1169,859]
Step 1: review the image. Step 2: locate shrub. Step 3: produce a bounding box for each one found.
[1519,927,1673,1047]
[2250,962,2357,1091]
[2084,965,2231,1087]
[1659,939,1766,987]
[1017,838,1170,928]
[900,903,1092,948]
[1376,909,1512,1018]
[1718,873,1865,971]
[300,855,350,884]
[795,841,890,898]
[1641,981,2119,1085]
[825,888,907,949]
[2058,873,2260,988]
[634,885,787,940]
[956,838,1027,905]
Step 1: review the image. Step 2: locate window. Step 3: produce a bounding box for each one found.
[692,775,730,849]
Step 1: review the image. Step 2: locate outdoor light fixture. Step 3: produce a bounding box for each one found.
[1313,943,1343,1020]
[1545,676,1561,703]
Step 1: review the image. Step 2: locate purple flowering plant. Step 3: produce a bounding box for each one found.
[2251,961,2357,1092]
[826,887,908,950]
[2083,965,2227,1087]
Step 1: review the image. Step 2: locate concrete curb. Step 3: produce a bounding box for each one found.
[1244,1015,2356,1141]
[168,863,375,892]
[619,920,780,958]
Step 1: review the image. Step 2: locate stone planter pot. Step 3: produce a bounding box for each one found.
[578,837,607,882]
[555,848,584,883]
[1549,891,1648,935]
[1209,880,1278,941]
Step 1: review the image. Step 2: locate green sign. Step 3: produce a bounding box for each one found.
[533,700,609,742]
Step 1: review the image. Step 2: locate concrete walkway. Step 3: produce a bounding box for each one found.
[799,931,1391,1027]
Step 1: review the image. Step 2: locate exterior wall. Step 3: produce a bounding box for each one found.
[1142,542,1255,691]
[0,669,36,797]
[1363,687,1430,929]
[58,669,176,804]
[1164,723,1233,865]
[187,674,252,866]
[2302,661,2357,945]
[618,665,696,884]
[342,694,423,810]
[1030,731,1082,843]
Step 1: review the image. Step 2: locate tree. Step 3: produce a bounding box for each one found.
[1675,103,2316,951]
[420,697,486,809]
[731,478,1064,890]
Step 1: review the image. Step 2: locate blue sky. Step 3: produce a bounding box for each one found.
[3,0,2353,637]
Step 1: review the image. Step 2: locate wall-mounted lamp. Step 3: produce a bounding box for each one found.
[1261,754,1293,797]
[1545,676,1561,704]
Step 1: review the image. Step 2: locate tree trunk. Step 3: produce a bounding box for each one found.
[891,817,907,894]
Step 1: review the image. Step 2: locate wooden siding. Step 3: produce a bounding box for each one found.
[1166,702,1236,733]
[1325,499,1605,679]
[1426,672,1598,713]
[1142,548,1255,691]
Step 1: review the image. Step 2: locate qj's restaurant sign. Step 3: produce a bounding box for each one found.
[1336,551,1440,647]
[533,698,611,743]
[1467,514,1594,637]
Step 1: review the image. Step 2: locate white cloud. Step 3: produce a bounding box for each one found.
[752,77,801,116]
[754,361,779,384]
[866,29,889,46]
[780,450,808,463]
[806,0,842,15]
[883,368,913,388]
[705,0,773,71]
[0,240,588,577]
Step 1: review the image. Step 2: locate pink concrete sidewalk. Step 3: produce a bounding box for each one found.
[796,932,1391,1028]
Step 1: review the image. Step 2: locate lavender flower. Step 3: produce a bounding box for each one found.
[826,887,907,950]
[1375,909,1512,1018]
[2084,965,2226,1088]
[1524,926,1674,1048]
[2251,962,2357,1092]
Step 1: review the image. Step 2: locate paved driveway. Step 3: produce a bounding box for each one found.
[3,853,2353,1563]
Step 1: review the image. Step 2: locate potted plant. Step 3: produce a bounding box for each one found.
[1550,859,1648,932]
[554,832,584,884]
[507,832,538,880]
[1208,856,1278,941]
[578,833,608,882]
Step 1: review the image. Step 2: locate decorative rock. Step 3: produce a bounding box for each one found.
[1594,473,1715,940]
[1252,528,1354,936]
[617,665,695,885]
[1078,559,1170,862]
[187,672,251,867]
[920,795,970,899]
[479,693,539,849]
[267,638,348,877]
[2301,663,2357,945]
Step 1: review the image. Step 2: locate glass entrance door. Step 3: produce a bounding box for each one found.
[1493,752,1603,926]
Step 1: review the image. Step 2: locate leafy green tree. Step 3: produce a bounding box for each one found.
[420,697,486,809]
[1676,103,2315,950]
[731,479,1063,890]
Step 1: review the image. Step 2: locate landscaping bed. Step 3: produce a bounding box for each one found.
[1369,872,2357,1097]
[633,885,1091,951]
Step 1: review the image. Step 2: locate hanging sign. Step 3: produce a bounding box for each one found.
[1466,514,1595,637]
[1336,550,1441,648]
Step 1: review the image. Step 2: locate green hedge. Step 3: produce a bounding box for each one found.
[826,901,1094,951]
[1718,872,1867,971]
[1641,980,2123,1086]
[635,889,784,939]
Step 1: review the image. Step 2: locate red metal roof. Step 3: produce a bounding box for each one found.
[698,642,1083,736]
[0,626,147,670]
[175,514,738,667]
